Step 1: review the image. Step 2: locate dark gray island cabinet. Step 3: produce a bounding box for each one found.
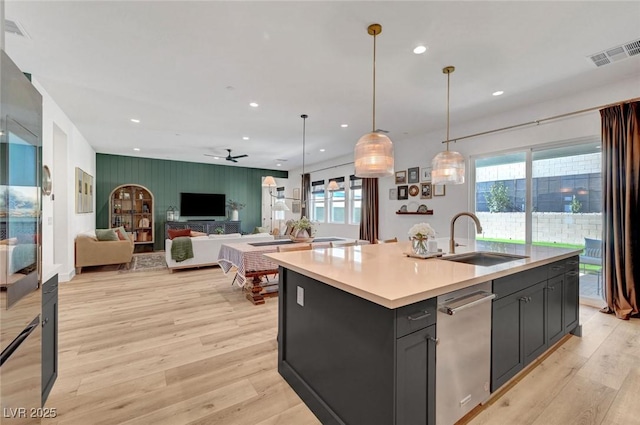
[491,255,580,391]
[278,269,437,425]
[276,254,581,425]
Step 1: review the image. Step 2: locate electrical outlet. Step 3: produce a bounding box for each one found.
[47,217,53,225]
[297,286,304,306]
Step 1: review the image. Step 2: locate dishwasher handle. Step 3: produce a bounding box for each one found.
[441,291,496,315]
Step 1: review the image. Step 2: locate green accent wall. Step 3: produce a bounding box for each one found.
[96,154,287,250]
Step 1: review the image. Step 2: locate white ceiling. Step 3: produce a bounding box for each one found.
[5,1,640,171]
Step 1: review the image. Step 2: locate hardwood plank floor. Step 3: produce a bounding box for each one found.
[43,266,639,425]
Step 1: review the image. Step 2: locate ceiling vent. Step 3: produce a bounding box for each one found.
[4,19,29,38]
[588,38,640,67]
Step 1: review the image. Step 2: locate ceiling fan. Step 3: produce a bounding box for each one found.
[204,149,248,163]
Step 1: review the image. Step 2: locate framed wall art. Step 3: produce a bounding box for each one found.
[421,167,432,182]
[389,188,397,200]
[395,170,407,184]
[408,167,420,183]
[421,183,432,199]
[398,185,408,200]
[75,167,94,213]
[434,184,446,196]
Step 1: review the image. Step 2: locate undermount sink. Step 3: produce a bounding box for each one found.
[442,251,529,267]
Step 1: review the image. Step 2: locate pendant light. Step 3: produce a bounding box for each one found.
[354,23,394,178]
[431,66,465,185]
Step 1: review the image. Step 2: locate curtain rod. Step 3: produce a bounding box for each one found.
[442,96,640,144]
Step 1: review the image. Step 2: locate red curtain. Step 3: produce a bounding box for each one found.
[359,178,379,243]
[600,101,640,319]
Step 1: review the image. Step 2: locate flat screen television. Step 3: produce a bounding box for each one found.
[180,192,226,217]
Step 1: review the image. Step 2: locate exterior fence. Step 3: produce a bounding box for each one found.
[476,212,602,246]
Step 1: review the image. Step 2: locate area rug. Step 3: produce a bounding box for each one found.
[119,252,168,273]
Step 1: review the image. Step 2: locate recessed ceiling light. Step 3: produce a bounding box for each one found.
[340,124,349,128]
[130,118,140,123]
[413,45,428,54]
[133,148,140,151]
[242,136,250,140]
[320,149,326,152]
[213,156,220,160]
[492,91,504,96]
[276,163,282,167]
[249,102,259,108]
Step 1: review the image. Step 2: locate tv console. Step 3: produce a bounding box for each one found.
[165,220,241,239]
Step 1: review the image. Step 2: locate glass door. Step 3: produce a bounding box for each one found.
[532,143,603,300]
[474,152,527,244]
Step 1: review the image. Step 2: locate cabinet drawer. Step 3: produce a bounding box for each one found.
[493,266,547,300]
[547,260,565,279]
[42,275,58,306]
[564,256,579,273]
[396,298,437,338]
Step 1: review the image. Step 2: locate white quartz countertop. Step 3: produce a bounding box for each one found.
[264,238,582,309]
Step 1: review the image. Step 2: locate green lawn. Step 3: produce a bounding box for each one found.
[476,237,601,271]
[476,237,583,250]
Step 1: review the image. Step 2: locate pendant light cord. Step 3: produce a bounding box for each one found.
[372,32,377,132]
[446,70,450,152]
[301,114,307,206]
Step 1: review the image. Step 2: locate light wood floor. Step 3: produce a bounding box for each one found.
[44,266,639,425]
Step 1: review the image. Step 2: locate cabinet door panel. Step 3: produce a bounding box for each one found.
[523,281,547,365]
[564,270,579,333]
[491,294,523,391]
[546,275,564,345]
[42,297,58,404]
[396,325,435,425]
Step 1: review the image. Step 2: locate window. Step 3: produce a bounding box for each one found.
[310,179,325,222]
[328,177,345,223]
[350,175,362,224]
[473,140,603,300]
[474,152,527,242]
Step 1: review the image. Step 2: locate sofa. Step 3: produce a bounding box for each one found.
[165,233,274,272]
[75,231,134,274]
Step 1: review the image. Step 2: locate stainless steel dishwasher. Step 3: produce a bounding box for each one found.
[436,281,495,425]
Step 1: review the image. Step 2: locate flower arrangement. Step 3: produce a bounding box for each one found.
[408,222,436,239]
[408,222,436,256]
[226,199,245,211]
[286,216,316,238]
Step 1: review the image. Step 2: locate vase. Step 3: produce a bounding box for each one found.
[231,209,239,221]
[411,236,429,256]
[290,229,314,243]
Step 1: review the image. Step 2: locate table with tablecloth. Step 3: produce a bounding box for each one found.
[217,238,347,304]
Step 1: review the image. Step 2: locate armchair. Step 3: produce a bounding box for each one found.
[579,237,602,288]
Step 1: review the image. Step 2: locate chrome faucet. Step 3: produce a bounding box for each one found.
[450,212,483,254]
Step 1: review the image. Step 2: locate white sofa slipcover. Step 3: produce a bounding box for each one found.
[165,233,274,272]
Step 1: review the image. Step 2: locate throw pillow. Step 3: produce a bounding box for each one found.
[114,226,130,241]
[253,226,268,234]
[168,228,192,240]
[95,229,119,241]
[190,231,207,237]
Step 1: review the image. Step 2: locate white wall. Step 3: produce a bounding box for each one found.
[292,76,639,243]
[35,79,95,282]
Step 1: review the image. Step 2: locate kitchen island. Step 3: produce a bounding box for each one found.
[264,240,582,425]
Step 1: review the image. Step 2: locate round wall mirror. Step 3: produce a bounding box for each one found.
[42,165,52,196]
